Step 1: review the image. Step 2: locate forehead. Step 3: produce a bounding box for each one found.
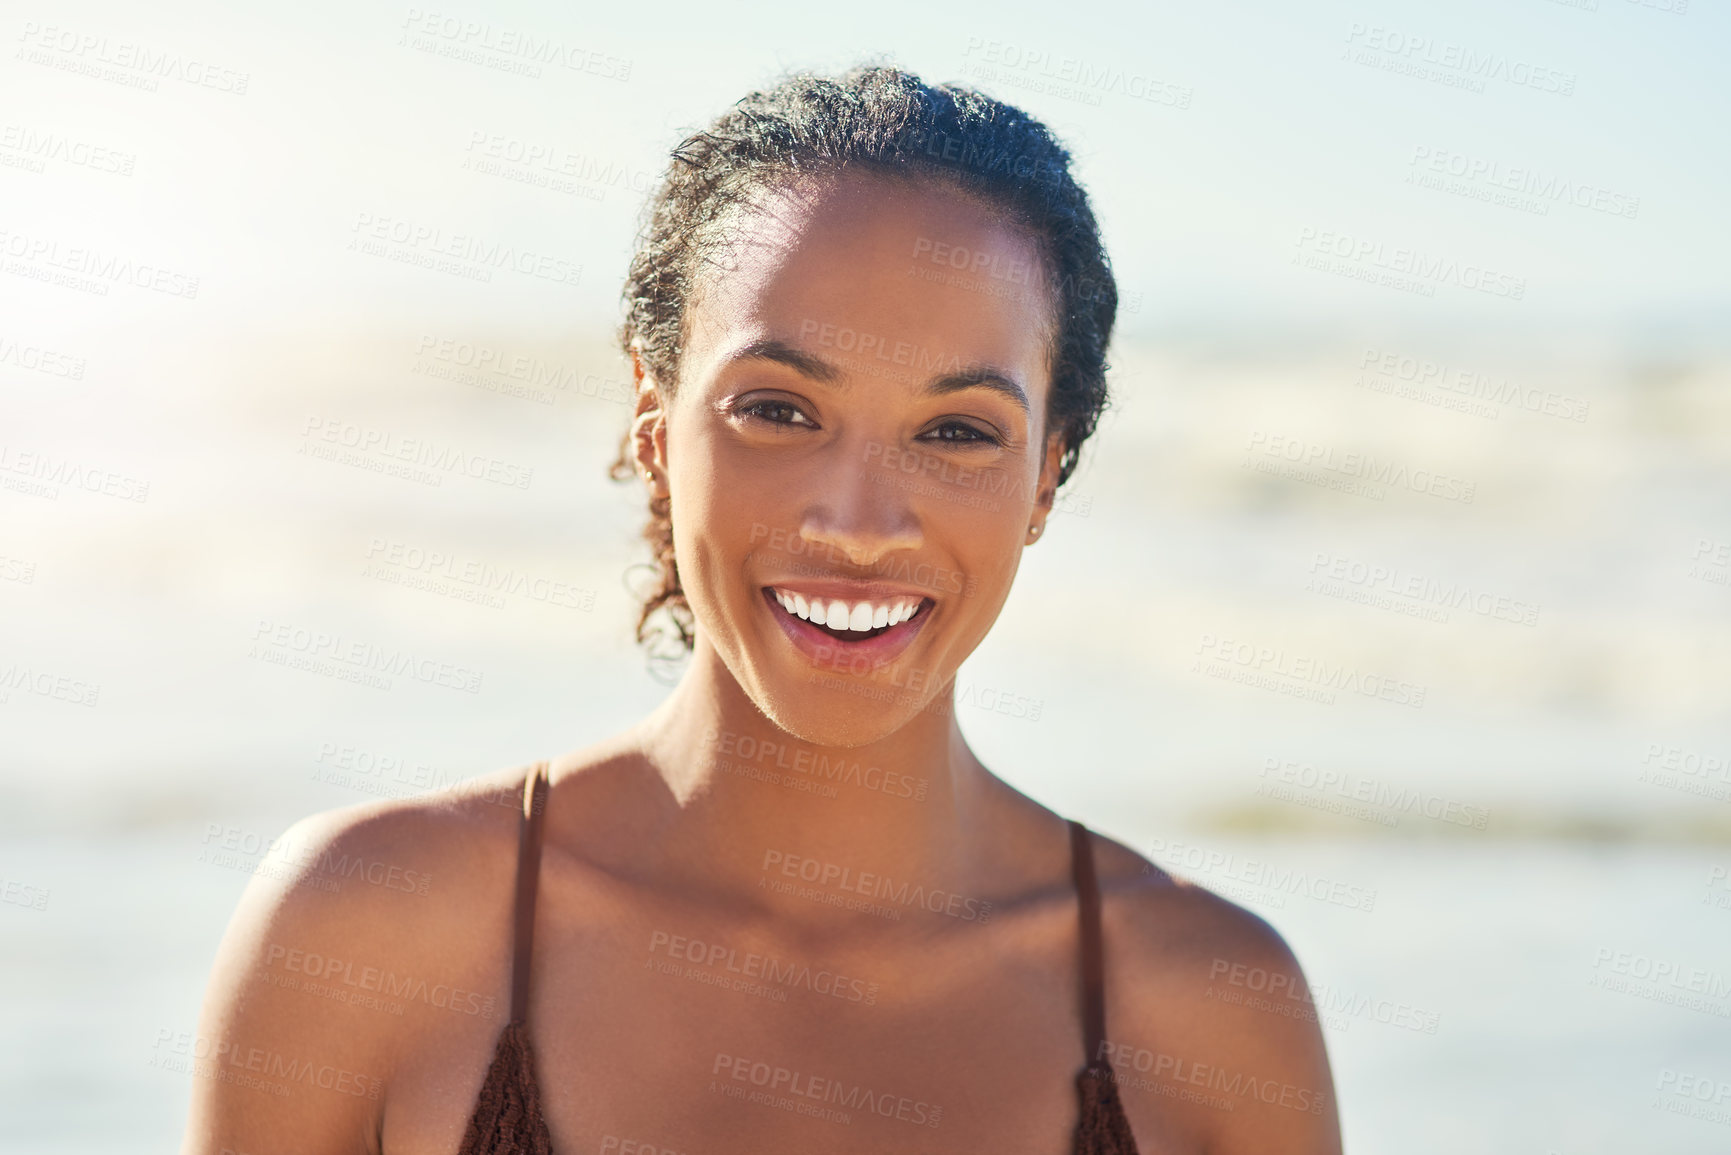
[683,171,1054,393]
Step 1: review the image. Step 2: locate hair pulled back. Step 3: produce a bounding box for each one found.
[611,63,1117,654]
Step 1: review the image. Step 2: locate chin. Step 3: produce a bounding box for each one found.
[725,578,955,744]
[753,680,934,749]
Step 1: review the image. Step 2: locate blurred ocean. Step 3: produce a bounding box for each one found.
[5,327,1730,1151]
[5,828,1730,1153]
[5,0,1730,1148]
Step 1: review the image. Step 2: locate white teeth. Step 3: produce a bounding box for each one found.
[768,587,927,634]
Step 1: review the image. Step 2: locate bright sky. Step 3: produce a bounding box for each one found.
[4,0,1726,345]
[2,0,1726,823]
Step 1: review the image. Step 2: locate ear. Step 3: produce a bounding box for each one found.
[628,348,669,497]
[1027,430,1065,538]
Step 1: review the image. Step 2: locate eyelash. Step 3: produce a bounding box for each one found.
[737,399,815,429]
[735,400,1005,447]
[922,421,1002,447]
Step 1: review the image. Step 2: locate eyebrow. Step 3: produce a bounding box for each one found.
[728,338,1031,418]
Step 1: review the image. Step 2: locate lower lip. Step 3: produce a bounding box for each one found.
[761,588,932,670]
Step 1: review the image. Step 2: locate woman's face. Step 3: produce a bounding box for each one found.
[638,171,1063,746]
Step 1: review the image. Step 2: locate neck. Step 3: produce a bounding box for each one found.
[620,637,1004,925]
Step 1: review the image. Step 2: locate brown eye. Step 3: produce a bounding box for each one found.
[737,399,816,428]
[920,420,1002,446]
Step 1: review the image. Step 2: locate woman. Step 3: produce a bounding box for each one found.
[185,65,1340,1154]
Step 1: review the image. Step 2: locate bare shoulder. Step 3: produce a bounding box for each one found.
[1082,829,1343,1155]
[180,762,539,1154]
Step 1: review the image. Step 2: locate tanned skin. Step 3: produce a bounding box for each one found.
[183,171,1342,1155]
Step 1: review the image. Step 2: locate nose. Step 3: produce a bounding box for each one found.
[797,437,923,567]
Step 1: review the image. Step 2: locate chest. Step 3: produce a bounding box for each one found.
[527,905,1092,1154]
[386,882,1125,1154]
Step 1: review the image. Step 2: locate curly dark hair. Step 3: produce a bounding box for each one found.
[609,62,1118,655]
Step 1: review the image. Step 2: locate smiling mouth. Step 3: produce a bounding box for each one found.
[762,585,931,642]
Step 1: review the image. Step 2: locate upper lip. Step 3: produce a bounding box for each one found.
[760,579,934,603]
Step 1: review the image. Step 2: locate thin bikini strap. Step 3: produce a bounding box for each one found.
[509,761,551,1023]
[1068,819,1108,1070]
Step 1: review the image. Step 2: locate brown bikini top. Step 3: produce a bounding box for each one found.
[457,761,1140,1154]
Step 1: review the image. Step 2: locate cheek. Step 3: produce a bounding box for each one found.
[665,429,782,611]
[917,458,1031,532]
[921,503,1021,603]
